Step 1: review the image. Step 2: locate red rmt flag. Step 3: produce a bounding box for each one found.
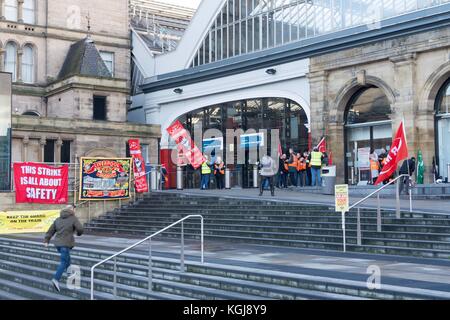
[316,137,326,153]
[374,121,408,185]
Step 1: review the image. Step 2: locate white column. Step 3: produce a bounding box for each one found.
[17,0,24,23]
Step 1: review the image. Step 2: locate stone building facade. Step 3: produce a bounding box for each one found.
[0,0,161,171]
[309,26,450,183]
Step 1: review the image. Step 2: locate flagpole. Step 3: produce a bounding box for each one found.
[403,117,412,213]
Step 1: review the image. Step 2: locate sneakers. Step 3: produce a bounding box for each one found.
[52,279,60,292]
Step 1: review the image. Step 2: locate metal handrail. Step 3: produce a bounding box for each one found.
[349,174,411,211]
[90,214,204,300]
[346,174,412,249]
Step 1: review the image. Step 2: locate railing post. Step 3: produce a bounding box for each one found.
[357,207,361,246]
[88,201,91,222]
[181,221,185,272]
[377,193,381,232]
[201,217,204,264]
[342,211,346,252]
[148,238,153,292]
[396,178,401,219]
[90,268,94,300]
[113,257,117,299]
[409,179,413,213]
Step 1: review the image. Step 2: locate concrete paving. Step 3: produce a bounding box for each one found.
[8,233,450,293]
[162,188,450,215]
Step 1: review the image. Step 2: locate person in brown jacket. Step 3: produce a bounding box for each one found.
[44,205,84,292]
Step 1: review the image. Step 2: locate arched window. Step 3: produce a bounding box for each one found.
[23,0,35,24]
[344,86,392,184]
[4,42,17,82]
[22,45,35,83]
[4,0,18,21]
[22,111,40,116]
[436,79,450,181]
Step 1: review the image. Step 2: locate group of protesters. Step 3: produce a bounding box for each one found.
[276,147,329,189]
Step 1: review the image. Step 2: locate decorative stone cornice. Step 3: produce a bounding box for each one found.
[389,53,417,65]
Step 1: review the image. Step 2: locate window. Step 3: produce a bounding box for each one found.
[22,45,34,83]
[4,0,18,21]
[100,51,114,76]
[93,96,107,120]
[22,111,40,116]
[44,140,55,163]
[61,140,71,163]
[5,42,17,82]
[23,0,35,24]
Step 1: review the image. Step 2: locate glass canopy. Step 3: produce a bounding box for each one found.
[190,0,449,67]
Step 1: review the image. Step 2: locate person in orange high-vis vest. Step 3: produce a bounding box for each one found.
[288,149,298,187]
[296,153,307,187]
[369,149,380,184]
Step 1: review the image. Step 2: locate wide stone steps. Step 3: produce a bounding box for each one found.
[0,238,377,300]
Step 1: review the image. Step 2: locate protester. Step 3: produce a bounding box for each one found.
[200,156,212,190]
[288,149,298,187]
[160,164,168,190]
[297,152,306,187]
[213,156,225,190]
[399,157,416,195]
[369,149,380,184]
[309,147,324,187]
[276,154,288,188]
[44,205,84,292]
[258,155,276,197]
[304,150,311,186]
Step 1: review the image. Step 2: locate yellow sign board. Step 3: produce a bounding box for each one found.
[335,184,349,213]
[0,210,59,234]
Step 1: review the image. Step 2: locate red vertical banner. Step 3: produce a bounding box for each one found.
[128,139,149,193]
[166,120,205,169]
[14,163,69,204]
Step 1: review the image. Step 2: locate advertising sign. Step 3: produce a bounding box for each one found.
[79,158,131,200]
[167,120,205,169]
[128,139,148,193]
[240,133,264,148]
[0,210,59,234]
[357,147,371,169]
[335,184,349,213]
[14,163,69,204]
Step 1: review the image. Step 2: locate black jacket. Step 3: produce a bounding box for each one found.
[399,159,416,175]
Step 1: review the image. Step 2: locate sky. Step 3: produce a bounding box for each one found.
[158,0,202,9]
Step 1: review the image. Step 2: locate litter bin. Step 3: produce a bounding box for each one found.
[321,165,336,195]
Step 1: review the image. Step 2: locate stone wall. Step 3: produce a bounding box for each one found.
[309,26,450,183]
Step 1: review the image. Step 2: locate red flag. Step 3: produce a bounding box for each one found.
[374,121,408,185]
[316,137,326,153]
[328,151,333,166]
[278,140,282,157]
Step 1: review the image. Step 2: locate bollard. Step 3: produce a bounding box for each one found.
[225,168,231,189]
[253,166,258,188]
[150,169,157,190]
[177,166,183,190]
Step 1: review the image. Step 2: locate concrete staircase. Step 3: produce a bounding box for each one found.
[1,237,450,300]
[85,192,450,259]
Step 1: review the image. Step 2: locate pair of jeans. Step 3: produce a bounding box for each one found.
[215,174,224,189]
[260,176,274,195]
[54,246,71,281]
[201,174,210,189]
[289,172,297,187]
[311,167,322,187]
[399,176,411,195]
[297,171,306,187]
[277,173,287,188]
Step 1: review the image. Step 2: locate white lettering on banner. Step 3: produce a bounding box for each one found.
[38,178,62,187]
[21,166,36,175]
[37,167,62,176]
[26,188,57,200]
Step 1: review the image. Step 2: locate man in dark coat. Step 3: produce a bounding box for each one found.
[44,205,84,292]
[399,157,416,195]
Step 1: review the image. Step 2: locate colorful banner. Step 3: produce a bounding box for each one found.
[166,120,205,169]
[0,210,59,234]
[80,158,131,200]
[128,139,148,193]
[374,121,408,185]
[14,163,69,204]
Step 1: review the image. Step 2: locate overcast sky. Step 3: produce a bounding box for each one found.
[158,0,202,9]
